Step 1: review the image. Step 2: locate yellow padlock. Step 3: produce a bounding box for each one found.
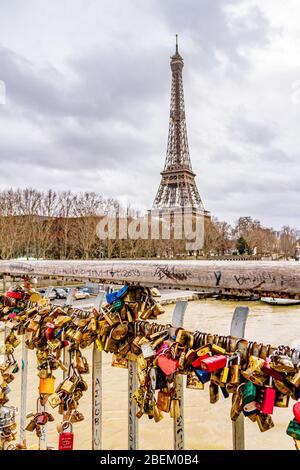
[39,377,55,395]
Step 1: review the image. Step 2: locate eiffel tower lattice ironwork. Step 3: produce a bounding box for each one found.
[153,36,207,214]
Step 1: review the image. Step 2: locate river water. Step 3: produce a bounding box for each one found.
[6,299,300,450]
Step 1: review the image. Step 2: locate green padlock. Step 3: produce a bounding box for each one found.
[242,381,257,404]
[286,419,300,440]
[111,300,123,313]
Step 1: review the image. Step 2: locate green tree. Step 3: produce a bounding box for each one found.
[236,236,250,255]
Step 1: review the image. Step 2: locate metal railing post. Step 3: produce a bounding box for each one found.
[230,306,249,451]
[128,359,138,450]
[92,291,105,450]
[171,300,188,451]
[19,334,28,447]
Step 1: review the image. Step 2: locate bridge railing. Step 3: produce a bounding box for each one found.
[0,260,300,450]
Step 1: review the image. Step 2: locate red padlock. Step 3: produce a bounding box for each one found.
[293,402,300,423]
[192,355,209,369]
[36,413,48,425]
[262,358,284,381]
[258,379,276,415]
[199,355,227,372]
[45,323,55,340]
[58,421,74,450]
[6,291,23,299]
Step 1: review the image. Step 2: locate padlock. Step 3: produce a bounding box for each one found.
[152,302,165,317]
[157,355,179,376]
[73,328,83,343]
[286,419,300,440]
[39,377,55,395]
[196,345,211,357]
[194,369,210,384]
[169,399,180,418]
[95,338,104,351]
[257,377,276,415]
[36,413,48,425]
[45,323,55,340]
[191,355,209,368]
[153,404,164,423]
[270,353,295,373]
[220,357,230,384]
[186,370,204,390]
[58,421,74,450]
[230,385,244,422]
[294,439,300,451]
[25,418,37,432]
[230,353,241,385]
[200,355,227,372]
[293,402,300,423]
[274,391,290,408]
[139,342,155,359]
[274,379,293,396]
[243,401,258,417]
[256,413,274,432]
[60,378,76,394]
[242,381,257,404]
[175,329,193,347]
[288,367,300,388]
[156,390,171,413]
[211,344,226,355]
[209,383,219,404]
[241,362,267,387]
[262,357,284,381]
[104,329,119,353]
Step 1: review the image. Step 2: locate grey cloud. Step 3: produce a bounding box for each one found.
[154,0,270,71]
[210,148,240,163]
[228,116,276,147]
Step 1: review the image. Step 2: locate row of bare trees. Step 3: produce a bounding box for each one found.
[0,189,298,259]
[204,216,299,259]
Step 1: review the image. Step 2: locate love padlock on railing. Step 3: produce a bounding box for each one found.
[58,421,74,450]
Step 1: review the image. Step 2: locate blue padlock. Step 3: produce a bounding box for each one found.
[115,285,129,299]
[106,291,118,304]
[106,285,129,304]
[194,369,210,384]
[55,327,64,338]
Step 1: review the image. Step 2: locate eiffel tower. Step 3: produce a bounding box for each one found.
[152,36,209,218]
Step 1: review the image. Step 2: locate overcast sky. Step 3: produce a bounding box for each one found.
[0,0,299,229]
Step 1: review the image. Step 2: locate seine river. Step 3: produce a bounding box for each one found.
[8,299,300,450]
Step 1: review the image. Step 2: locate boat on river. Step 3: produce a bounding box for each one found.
[260,297,300,306]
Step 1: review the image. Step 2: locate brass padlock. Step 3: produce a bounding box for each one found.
[209,383,219,404]
[169,399,180,418]
[256,413,274,432]
[288,368,300,388]
[230,353,241,385]
[60,378,76,394]
[88,317,97,332]
[212,344,226,355]
[8,334,21,348]
[156,390,171,413]
[25,418,37,432]
[73,329,83,343]
[186,370,204,390]
[152,302,165,316]
[153,404,164,423]
[274,391,290,407]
